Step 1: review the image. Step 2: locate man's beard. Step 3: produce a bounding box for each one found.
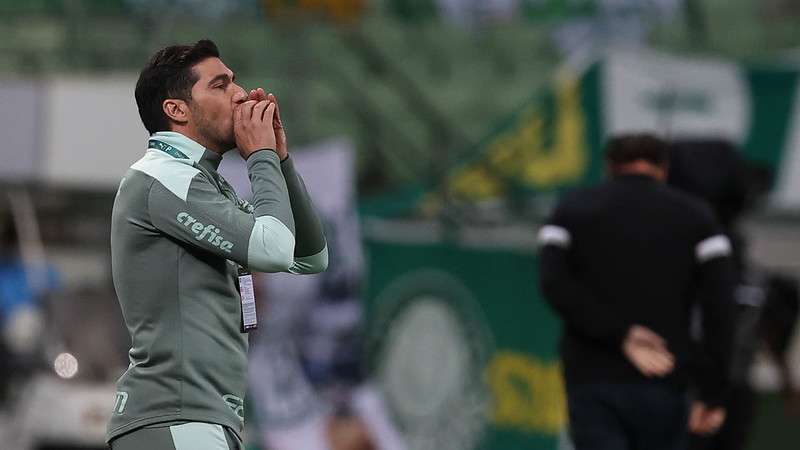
[206,128,236,152]
[192,105,236,152]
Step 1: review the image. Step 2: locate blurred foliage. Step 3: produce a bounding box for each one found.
[0,0,557,193]
[650,0,800,60]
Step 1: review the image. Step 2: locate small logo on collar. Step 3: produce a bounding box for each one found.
[149,140,189,159]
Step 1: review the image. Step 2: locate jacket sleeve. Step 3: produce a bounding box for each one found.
[147,150,298,273]
[280,156,328,274]
[692,216,736,407]
[537,201,629,346]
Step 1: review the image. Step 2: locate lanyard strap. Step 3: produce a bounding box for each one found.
[148,139,189,159]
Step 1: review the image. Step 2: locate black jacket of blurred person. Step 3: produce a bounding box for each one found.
[668,139,771,270]
[668,140,751,450]
[669,140,799,450]
[538,134,736,450]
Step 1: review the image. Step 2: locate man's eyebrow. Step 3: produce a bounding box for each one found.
[208,73,233,86]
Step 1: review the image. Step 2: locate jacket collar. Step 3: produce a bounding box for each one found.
[147,131,222,170]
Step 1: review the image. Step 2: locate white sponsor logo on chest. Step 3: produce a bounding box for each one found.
[176,212,234,253]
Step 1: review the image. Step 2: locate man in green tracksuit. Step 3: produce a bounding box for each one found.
[107,40,328,450]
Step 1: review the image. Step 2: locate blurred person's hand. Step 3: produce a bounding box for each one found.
[234,99,277,159]
[688,401,726,435]
[327,415,373,450]
[622,325,675,377]
[246,88,287,160]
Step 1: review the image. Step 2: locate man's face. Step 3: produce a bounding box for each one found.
[187,57,246,152]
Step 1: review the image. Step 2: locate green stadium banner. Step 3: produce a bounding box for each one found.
[364,49,800,215]
[449,52,800,203]
[363,234,565,450]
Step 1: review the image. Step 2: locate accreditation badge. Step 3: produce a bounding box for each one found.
[237,267,258,332]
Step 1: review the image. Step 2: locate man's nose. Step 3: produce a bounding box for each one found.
[231,86,246,104]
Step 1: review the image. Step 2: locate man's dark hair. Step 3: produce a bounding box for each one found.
[135,39,220,135]
[605,133,670,167]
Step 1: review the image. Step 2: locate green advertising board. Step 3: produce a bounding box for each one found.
[363,236,565,450]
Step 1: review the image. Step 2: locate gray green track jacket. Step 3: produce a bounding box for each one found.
[107,131,327,442]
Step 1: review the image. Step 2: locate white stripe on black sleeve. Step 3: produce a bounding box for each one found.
[696,234,732,263]
[537,225,571,248]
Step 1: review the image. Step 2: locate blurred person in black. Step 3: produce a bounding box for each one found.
[668,139,800,450]
[539,134,736,450]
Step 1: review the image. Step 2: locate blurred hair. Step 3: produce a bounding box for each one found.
[135,39,220,135]
[604,133,670,167]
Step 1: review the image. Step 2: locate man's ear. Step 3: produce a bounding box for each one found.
[163,99,190,126]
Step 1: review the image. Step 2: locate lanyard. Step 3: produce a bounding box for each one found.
[148,139,190,159]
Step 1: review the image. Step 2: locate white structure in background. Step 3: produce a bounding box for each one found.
[42,77,147,188]
[601,49,750,143]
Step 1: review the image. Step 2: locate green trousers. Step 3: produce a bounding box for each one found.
[109,422,242,450]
